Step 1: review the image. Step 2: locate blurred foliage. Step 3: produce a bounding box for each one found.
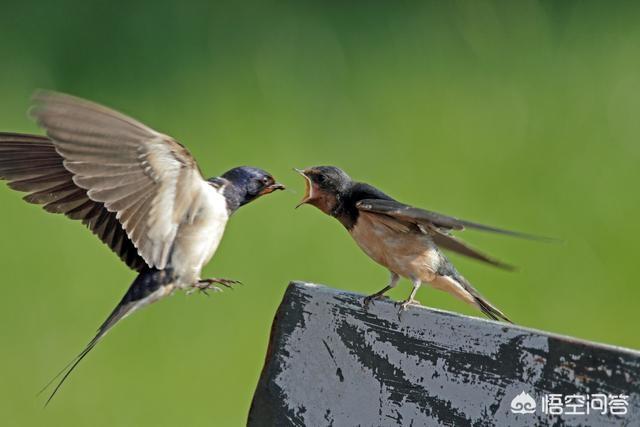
[1,0,639,425]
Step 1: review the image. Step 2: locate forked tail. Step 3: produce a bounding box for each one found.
[39,268,176,406]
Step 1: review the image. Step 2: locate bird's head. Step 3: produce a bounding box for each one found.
[220,166,285,211]
[295,166,352,215]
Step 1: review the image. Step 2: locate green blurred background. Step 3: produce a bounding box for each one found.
[1,0,639,425]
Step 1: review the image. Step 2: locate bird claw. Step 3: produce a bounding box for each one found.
[395,299,421,320]
[362,294,388,310]
[187,283,222,296]
[199,277,242,288]
[188,278,242,296]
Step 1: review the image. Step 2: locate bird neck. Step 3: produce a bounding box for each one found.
[208,177,248,214]
[331,191,359,230]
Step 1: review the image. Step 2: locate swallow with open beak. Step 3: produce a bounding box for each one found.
[295,166,549,322]
[0,91,285,404]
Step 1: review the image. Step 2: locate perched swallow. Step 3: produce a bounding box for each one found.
[296,166,547,322]
[0,91,284,404]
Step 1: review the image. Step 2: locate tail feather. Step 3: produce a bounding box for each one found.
[449,271,513,323]
[472,294,513,323]
[39,268,175,406]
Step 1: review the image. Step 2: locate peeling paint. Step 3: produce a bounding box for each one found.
[249,282,640,426]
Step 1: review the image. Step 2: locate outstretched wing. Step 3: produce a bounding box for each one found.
[0,133,145,271]
[29,91,207,269]
[355,198,546,270]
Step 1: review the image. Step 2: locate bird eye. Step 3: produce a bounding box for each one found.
[262,176,270,185]
[316,174,326,183]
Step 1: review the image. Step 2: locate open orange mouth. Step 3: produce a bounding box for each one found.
[294,168,313,208]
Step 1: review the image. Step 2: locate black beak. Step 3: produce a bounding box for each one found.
[259,182,285,196]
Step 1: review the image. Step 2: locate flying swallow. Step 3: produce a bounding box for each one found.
[0,91,285,404]
[295,166,550,322]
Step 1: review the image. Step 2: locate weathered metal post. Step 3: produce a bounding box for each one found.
[248,282,640,426]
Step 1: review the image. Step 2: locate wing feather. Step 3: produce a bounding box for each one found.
[355,198,521,269]
[429,227,515,270]
[356,198,550,240]
[0,133,145,271]
[30,91,207,269]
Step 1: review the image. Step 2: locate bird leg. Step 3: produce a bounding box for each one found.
[189,278,242,296]
[363,286,391,308]
[363,272,399,309]
[396,279,422,318]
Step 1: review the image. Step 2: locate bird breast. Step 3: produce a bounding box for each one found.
[168,181,230,285]
[349,212,440,282]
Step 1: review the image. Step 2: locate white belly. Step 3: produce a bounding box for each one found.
[169,182,229,285]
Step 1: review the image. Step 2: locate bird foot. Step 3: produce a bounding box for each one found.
[188,278,242,296]
[362,294,389,310]
[200,277,242,288]
[395,298,421,320]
